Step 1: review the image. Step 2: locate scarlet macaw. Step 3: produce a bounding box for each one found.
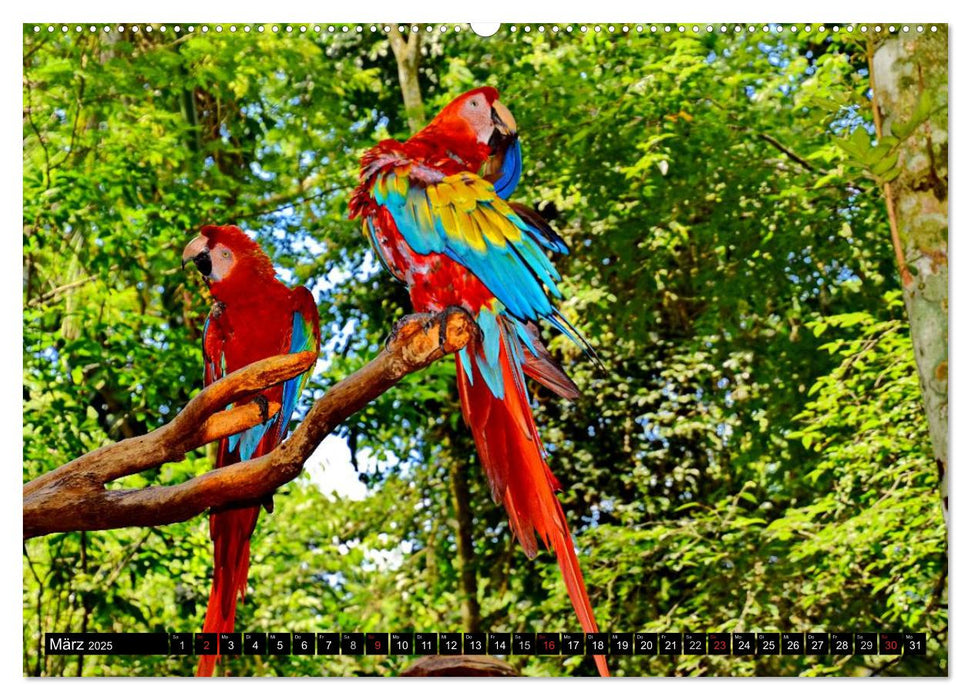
[182,225,320,677]
[349,88,608,676]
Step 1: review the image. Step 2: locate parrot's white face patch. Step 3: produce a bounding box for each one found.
[460,94,496,145]
[208,242,235,282]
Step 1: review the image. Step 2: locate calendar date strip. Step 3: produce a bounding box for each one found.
[45,631,926,657]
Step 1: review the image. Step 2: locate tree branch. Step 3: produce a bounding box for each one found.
[402,655,518,677]
[756,132,820,173]
[24,309,476,539]
[28,273,100,307]
[245,181,352,220]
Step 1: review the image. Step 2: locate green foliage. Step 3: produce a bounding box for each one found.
[836,88,943,186]
[23,25,945,677]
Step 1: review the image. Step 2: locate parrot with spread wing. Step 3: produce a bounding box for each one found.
[182,225,320,677]
[349,87,608,677]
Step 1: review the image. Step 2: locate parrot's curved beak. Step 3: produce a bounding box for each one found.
[182,235,212,278]
[484,100,522,197]
[488,100,518,155]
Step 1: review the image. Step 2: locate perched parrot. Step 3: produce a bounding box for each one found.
[349,87,608,677]
[182,225,321,677]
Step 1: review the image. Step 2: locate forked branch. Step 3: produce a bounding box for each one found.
[23,310,476,539]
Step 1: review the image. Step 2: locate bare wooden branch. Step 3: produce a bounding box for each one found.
[401,655,518,677]
[24,310,476,539]
[756,132,820,174]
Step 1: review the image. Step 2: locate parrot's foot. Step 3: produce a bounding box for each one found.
[384,308,476,357]
[384,316,412,351]
[252,395,270,423]
[438,306,473,353]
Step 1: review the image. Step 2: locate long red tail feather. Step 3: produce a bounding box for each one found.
[456,337,609,677]
[196,504,260,677]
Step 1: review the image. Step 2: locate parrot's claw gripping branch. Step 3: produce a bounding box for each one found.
[383,315,411,350]
[23,309,475,539]
[253,395,271,423]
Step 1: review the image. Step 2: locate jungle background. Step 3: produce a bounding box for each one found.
[22,23,948,677]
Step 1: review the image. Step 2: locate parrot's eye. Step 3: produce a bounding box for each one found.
[470,99,479,107]
[221,250,231,258]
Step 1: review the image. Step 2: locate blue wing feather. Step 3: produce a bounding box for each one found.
[491,139,522,199]
[274,303,317,443]
[458,346,475,385]
[238,419,275,461]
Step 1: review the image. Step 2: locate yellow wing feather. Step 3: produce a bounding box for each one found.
[428,175,524,251]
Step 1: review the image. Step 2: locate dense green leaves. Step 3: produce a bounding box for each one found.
[23,25,945,677]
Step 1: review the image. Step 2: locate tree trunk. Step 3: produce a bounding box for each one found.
[388,27,426,132]
[870,29,948,523]
[449,456,481,632]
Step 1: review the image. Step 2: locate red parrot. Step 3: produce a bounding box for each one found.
[349,87,608,677]
[182,225,320,677]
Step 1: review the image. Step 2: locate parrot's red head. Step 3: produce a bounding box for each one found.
[182,225,276,300]
[411,86,518,168]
